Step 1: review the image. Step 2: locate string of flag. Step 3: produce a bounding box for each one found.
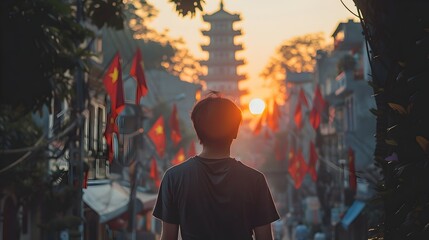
[252,85,356,189]
[101,48,196,189]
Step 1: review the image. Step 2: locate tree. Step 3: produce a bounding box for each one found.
[123,1,203,83]
[261,33,328,99]
[352,0,429,239]
[0,0,204,238]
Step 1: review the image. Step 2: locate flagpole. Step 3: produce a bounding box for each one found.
[71,0,85,239]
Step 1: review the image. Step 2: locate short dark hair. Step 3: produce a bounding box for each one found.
[191,92,242,145]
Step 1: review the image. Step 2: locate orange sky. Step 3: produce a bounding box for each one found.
[150,0,357,104]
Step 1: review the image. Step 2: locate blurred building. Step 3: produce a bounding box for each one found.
[200,1,247,105]
[314,19,375,239]
[77,26,201,240]
[315,19,374,186]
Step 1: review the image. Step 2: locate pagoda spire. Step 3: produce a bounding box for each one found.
[200,1,247,105]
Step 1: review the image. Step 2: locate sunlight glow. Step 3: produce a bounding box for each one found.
[249,98,266,115]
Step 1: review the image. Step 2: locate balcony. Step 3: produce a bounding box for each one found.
[334,71,353,97]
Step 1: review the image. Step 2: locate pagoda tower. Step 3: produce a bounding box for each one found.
[200,1,246,105]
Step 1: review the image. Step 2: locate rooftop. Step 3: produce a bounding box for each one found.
[202,1,241,22]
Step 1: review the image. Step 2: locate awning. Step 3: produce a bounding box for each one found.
[340,200,366,229]
[83,181,157,223]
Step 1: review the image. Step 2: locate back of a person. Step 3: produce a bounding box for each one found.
[153,93,279,240]
[157,156,276,239]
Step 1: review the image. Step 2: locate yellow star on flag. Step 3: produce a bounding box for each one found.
[178,154,185,162]
[109,68,119,83]
[155,125,164,135]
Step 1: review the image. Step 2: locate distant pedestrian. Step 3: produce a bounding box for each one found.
[273,219,284,240]
[285,212,295,239]
[313,232,326,240]
[294,221,309,240]
[153,93,280,240]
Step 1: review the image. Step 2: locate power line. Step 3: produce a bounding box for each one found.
[0,119,79,174]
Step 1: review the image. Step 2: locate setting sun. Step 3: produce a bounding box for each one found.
[249,98,266,115]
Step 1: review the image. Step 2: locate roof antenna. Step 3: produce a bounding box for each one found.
[220,0,224,10]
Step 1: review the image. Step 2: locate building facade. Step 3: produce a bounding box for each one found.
[200,1,246,105]
[314,19,376,238]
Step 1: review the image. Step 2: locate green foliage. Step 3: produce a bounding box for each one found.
[353,0,429,239]
[86,0,126,29]
[337,54,356,73]
[0,0,204,237]
[169,0,205,17]
[261,33,328,98]
[0,0,87,113]
[0,0,200,115]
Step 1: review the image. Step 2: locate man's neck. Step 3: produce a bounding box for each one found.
[199,144,231,159]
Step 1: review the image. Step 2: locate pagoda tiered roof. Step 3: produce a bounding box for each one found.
[200,74,246,82]
[201,29,242,36]
[199,58,245,66]
[202,10,240,22]
[202,1,241,22]
[201,43,243,52]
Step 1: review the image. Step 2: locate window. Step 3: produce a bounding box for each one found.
[90,105,96,150]
[95,37,102,53]
[97,107,104,151]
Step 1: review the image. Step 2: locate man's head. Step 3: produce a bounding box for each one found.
[191,92,242,146]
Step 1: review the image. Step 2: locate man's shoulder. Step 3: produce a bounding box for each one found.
[164,157,196,176]
[234,160,266,179]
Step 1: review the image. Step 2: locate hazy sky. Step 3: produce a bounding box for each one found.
[150,0,357,101]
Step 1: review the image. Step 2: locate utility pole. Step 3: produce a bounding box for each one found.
[69,0,85,238]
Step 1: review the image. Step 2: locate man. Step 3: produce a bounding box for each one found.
[153,93,280,240]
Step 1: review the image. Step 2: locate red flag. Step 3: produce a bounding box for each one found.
[103,53,125,114]
[253,115,263,135]
[188,141,196,157]
[313,85,326,112]
[130,48,148,104]
[148,116,166,158]
[348,148,357,191]
[169,104,182,146]
[288,149,308,189]
[309,106,321,130]
[83,169,89,188]
[308,142,318,181]
[309,85,325,130]
[149,158,160,187]
[294,103,303,130]
[298,88,309,108]
[268,100,279,132]
[104,113,119,163]
[264,128,271,139]
[171,148,186,165]
[253,107,268,135]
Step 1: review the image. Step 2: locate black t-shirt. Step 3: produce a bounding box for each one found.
[152,156,280,240]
